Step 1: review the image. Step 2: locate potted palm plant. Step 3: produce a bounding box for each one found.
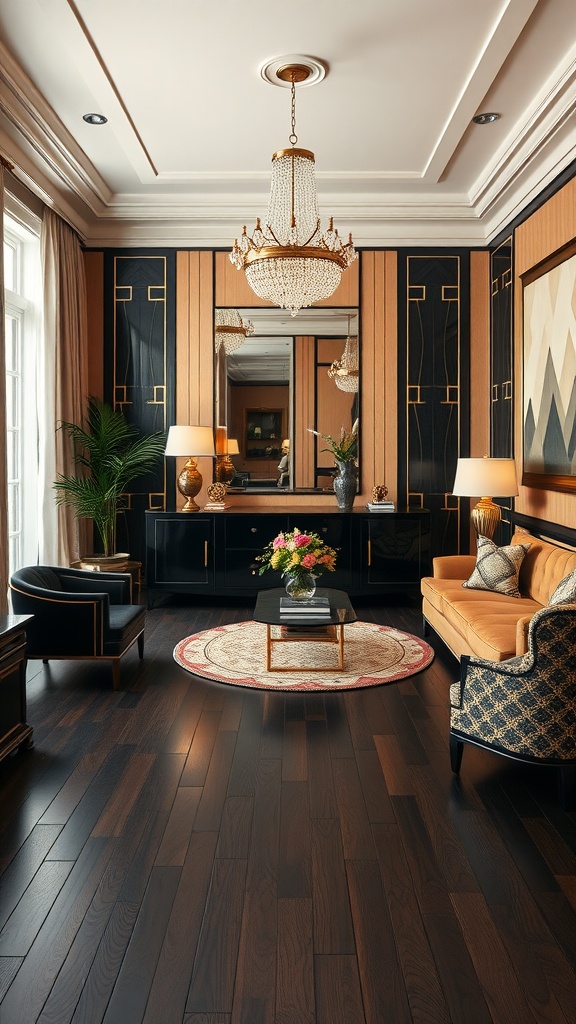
[54,396,165,565]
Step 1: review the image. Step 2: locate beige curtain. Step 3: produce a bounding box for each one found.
[0,161,8,612]
[42,209,89,565]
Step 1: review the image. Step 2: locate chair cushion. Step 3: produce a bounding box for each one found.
[16,566,63,591]
[463,535,530,598]
[548,569,576,606]
[107,605,146,641]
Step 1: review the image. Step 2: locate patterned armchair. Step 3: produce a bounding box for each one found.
[10,565,146,690]
[450,603,576,808]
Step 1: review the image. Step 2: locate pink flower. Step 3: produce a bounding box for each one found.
[294,533,311,547]
[301,553,317,568]
[273,536,286,549]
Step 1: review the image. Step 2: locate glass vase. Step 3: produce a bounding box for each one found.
[285,572,317,602]
[333,460,358,511]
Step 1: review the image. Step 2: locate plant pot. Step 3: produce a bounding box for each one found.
[333,460,358,511]
[71,553,131,572]
[285,573,317,602]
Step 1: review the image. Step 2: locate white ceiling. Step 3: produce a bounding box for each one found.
[0,0,575,248]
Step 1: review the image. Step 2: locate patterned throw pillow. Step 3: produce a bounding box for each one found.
[462,534,530,598]
[548,569,576,606]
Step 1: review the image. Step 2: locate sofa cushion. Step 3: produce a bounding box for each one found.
[463,535,530,598]
[548,569,576,606]
[513,529,576,604]
[442,594,539,661]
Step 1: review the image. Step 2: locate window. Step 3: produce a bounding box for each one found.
[4,196,42,573]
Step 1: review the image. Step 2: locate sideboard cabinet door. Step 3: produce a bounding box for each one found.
[362,512,430,591]
[147,514,213,605]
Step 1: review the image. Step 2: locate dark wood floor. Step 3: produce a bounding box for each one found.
[0,595,575,1024]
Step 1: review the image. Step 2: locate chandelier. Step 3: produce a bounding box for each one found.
[214,308,254,355]
[328,314,359,392]
[230,60,357,317]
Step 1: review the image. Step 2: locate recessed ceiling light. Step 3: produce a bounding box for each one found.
[473,112,500,125]
[83,113,108,125]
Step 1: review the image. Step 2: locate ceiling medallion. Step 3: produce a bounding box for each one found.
[230,56,357,317]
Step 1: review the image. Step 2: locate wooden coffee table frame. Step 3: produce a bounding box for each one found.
[265,622,345,672]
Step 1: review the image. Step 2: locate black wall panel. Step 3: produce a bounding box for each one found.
[103,251,176,566]
[398,252,470,558]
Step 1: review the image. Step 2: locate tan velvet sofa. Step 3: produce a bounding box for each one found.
[421,527,576,661]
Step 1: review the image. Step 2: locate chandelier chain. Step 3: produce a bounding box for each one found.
[289,75,298,146]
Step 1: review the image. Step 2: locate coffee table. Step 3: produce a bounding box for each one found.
[253,588,357,672]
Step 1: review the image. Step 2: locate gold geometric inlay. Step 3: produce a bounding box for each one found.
[114,385,132,406]
[147,385,166,405]
[409,285,426,301]
[442,285,459,302]
[444,493,459,511]
[503,380,512,400]
[119,492,133,510]
[148,286,165,301]
[408,492,424,509]
[502,268,512,288]
[491,278,499,296]
[408,385,424,404]
[492,384,499,403]
[149,493,165,510]
[442,385,458,405]
[116,286,132,301]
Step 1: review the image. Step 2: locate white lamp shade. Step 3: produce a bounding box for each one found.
[165,425,215,457]
[452,457,518,497]
[227,438,240,455]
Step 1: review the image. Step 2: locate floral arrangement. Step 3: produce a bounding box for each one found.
[256,527,337,580]
[307,419,358,463]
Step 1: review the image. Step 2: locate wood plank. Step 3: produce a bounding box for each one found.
[0,860,72,955]
[143,832,219,1024]
[373,823,450,1024]
[193,731,238,833]
[306,719,338,819]
[278,781,311,899]
[0,824,61,931]
[346,857,412,1023]
[314,955,365,1024]
[186,859,247,1014]
[101,865,181,1024]
[276,898,314,1024]
[154,787,202,866]
[331,758,375,860]
[311,818,355,955]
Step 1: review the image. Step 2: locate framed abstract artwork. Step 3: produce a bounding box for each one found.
[522,243,576,493]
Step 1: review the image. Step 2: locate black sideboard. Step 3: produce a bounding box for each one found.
[145,507,430,606]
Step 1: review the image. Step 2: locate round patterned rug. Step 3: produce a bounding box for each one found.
[173,620,434,692]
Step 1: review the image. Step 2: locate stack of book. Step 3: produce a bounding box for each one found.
[279,594,331,619]
[366,501,395,512]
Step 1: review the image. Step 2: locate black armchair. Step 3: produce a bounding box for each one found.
[10,565,146,690]
[450,603,576,808]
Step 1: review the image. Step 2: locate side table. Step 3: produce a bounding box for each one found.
[0,614,34,764]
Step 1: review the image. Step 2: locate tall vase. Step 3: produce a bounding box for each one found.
[333,460,358,511]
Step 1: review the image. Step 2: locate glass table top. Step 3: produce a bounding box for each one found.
[253,587,357,627]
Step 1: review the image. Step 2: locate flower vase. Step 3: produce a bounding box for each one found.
[333,460,358,511]
[285,573,317,602]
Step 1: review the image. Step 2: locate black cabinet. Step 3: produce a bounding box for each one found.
[147,515,213,601]
[146,508,430,605]
[0,615,34,764]
[362,513,431,588]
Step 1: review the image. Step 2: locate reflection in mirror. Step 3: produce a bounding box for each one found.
[214,308,359,493]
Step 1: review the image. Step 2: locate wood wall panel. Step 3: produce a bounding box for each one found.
[360,251,397,503]
[469,250,490,459]
[514,176,576,530]
[294,337,315,489]
[175,251,214,509]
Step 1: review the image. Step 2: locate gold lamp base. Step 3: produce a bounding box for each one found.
[177,458,203,512]
[215,454,235,485]
[470,497,501,540]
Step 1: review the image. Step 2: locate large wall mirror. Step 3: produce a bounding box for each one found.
[214,307,359,493]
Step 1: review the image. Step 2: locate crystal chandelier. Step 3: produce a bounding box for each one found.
[230,61,357,317]
[328,314,359,392]
[214,308,254,355]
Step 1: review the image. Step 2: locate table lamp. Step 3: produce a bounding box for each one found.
[214,426,239,484]
[452,456,518,539]
[165,425,216,512]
